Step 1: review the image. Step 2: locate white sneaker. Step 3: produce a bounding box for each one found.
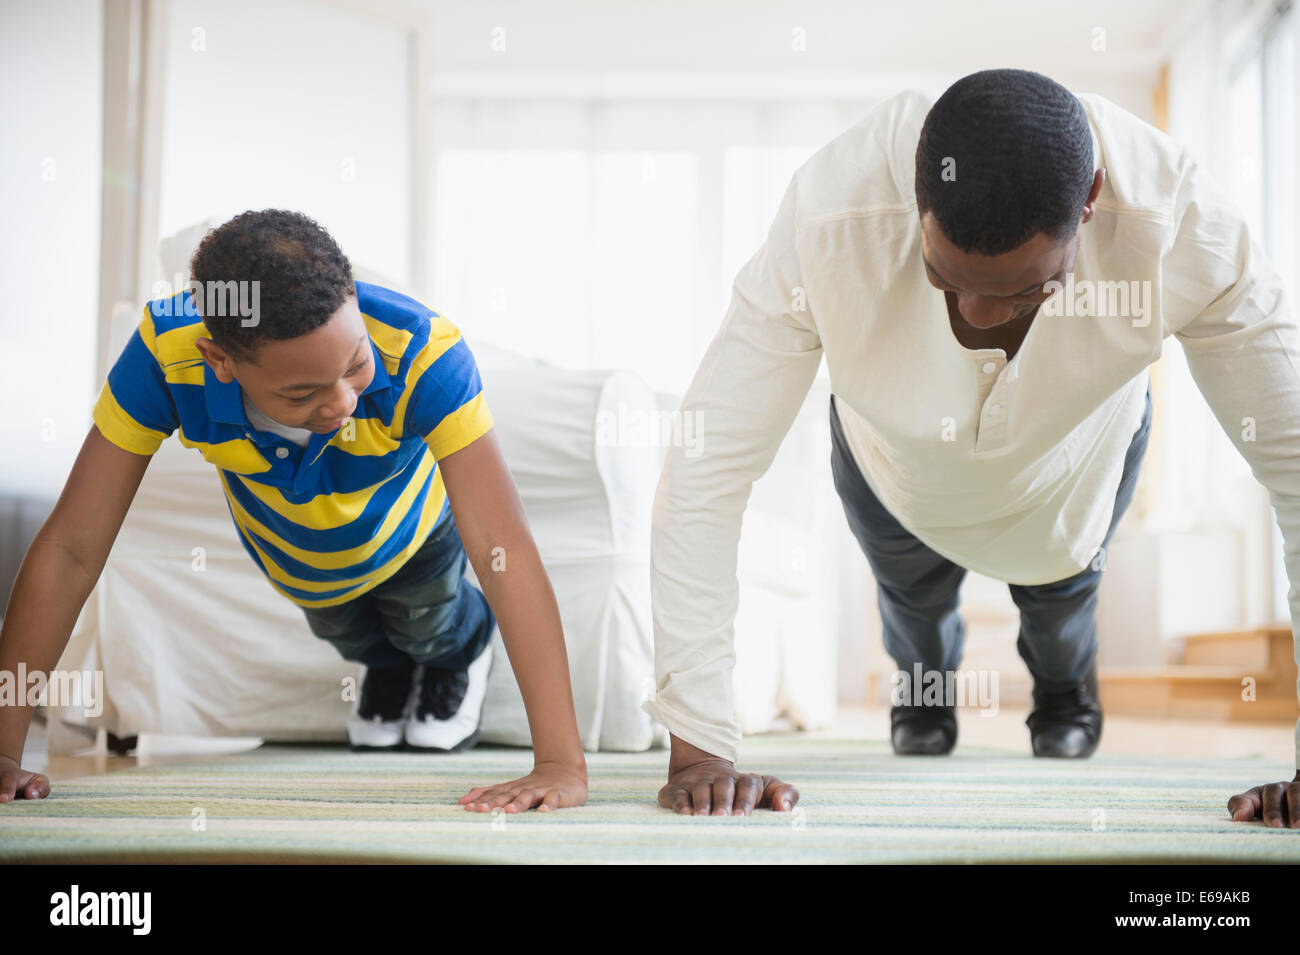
[346,657,420,749]
[404,634,494,751]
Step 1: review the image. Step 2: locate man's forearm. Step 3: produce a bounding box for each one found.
[0,535,100,762]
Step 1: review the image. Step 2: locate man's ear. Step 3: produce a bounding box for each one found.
[194,337,237,383]
[1080,168,1106,224]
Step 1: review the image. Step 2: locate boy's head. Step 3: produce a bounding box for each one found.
[190,209,373,434]
[914,68,1104,330]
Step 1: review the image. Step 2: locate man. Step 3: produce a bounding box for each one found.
[644,69,1300,825]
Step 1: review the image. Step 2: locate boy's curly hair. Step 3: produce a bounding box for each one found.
[188,209,355,364]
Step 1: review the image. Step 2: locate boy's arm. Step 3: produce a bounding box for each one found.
[435,428,587,812]
[0,425,154,801]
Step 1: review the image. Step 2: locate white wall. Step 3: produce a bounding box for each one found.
[0,0,103,498]
[156,0,414,289]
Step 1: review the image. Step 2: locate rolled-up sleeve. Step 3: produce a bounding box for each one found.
[1166,156,1300,768]
[642,174,824,762]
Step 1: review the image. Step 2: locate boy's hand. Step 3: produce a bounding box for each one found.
[459,761,587,813]
[0,754,51,802]
[1227,771,1300,827]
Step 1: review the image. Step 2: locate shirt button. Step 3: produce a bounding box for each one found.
[275,447,289,458]
[982,361,997,374]
[991,404,1002,415]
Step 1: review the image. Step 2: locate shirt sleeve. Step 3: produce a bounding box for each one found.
[91,305,179,455]
[400,313,495,459]
[642,173,824,763]
[1165,155,1300,769]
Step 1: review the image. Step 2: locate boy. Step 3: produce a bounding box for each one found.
[0,209,586,813]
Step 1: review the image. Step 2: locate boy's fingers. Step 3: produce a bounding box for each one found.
[0,770,16,802]
[505,788,538,812]
[25,775,49,799]
[460,787,488,804]
[538,789,561,812]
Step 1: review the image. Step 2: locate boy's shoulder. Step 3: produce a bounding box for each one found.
[355,280,468,375]
[136,290,209,370]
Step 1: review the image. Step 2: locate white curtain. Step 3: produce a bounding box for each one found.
[428,97,877,395]
[1164,0,1298,628]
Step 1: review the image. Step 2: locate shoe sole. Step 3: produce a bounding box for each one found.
[346,718,405,750]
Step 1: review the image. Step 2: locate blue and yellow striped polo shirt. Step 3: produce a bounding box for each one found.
[91,280,494,609]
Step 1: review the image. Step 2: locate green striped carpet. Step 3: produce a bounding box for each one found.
[2,737,1298,863]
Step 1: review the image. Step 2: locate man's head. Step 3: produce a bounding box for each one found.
[914,68,1105,329]
[190,209,373,434]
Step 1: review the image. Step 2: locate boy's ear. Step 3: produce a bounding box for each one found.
[194,336,238,383]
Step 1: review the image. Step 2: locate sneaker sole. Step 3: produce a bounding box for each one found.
[346,716,406,749]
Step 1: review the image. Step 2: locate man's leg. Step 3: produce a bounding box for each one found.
[1007,382,1153,756]
[369,506,496,750]
[829,394,966,753]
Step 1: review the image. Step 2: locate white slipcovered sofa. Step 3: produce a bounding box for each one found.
[42,229,840,757]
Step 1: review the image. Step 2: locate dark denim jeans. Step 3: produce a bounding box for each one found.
[300,506,496,671]
[829,382,1153,693]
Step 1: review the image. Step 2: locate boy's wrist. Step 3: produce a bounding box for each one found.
[532,754,587,778]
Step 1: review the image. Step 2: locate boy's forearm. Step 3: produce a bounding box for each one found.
[0,535,100,762]
[472,539,586,772]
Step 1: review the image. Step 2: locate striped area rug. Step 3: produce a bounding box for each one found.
[2,737,1298,863]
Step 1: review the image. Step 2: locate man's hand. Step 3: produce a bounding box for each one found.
[1227,771,1300,827]
[459,760,587,813]
[0,754,51,803]
[658,734,798,815]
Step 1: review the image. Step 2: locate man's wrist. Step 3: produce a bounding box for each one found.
[668,733,732,775]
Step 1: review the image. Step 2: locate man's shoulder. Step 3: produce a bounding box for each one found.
[789,88,938,226]
[1074,90,1191,216]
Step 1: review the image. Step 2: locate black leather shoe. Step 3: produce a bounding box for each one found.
[1026,665,1103,758]
[890,702,957,755]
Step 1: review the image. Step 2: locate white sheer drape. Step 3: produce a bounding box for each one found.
[429,98,877,394]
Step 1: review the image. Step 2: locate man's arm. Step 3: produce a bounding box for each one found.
[1164,155,1300,826]
[0,426,154,800]
[647,173,823,813]
[436,429,587,812]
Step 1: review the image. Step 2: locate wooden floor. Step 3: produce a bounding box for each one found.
[21,704,1297,784]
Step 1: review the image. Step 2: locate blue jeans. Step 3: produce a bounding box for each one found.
[829,383,1153,693]
[300,506,496,670]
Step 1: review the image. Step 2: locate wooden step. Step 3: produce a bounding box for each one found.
[1181,629,1275,669]
[1100,665,1299,722]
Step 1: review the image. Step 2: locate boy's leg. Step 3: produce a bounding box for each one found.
[369,505,497,750]
[829,394,966,753]
[369,506,496,670]
[300,596,409,667]
[299,591,418,749]
[1007,382,1153,755]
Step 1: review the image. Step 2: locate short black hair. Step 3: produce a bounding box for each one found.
[914,69,1094,256]
[188,209,354,364]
